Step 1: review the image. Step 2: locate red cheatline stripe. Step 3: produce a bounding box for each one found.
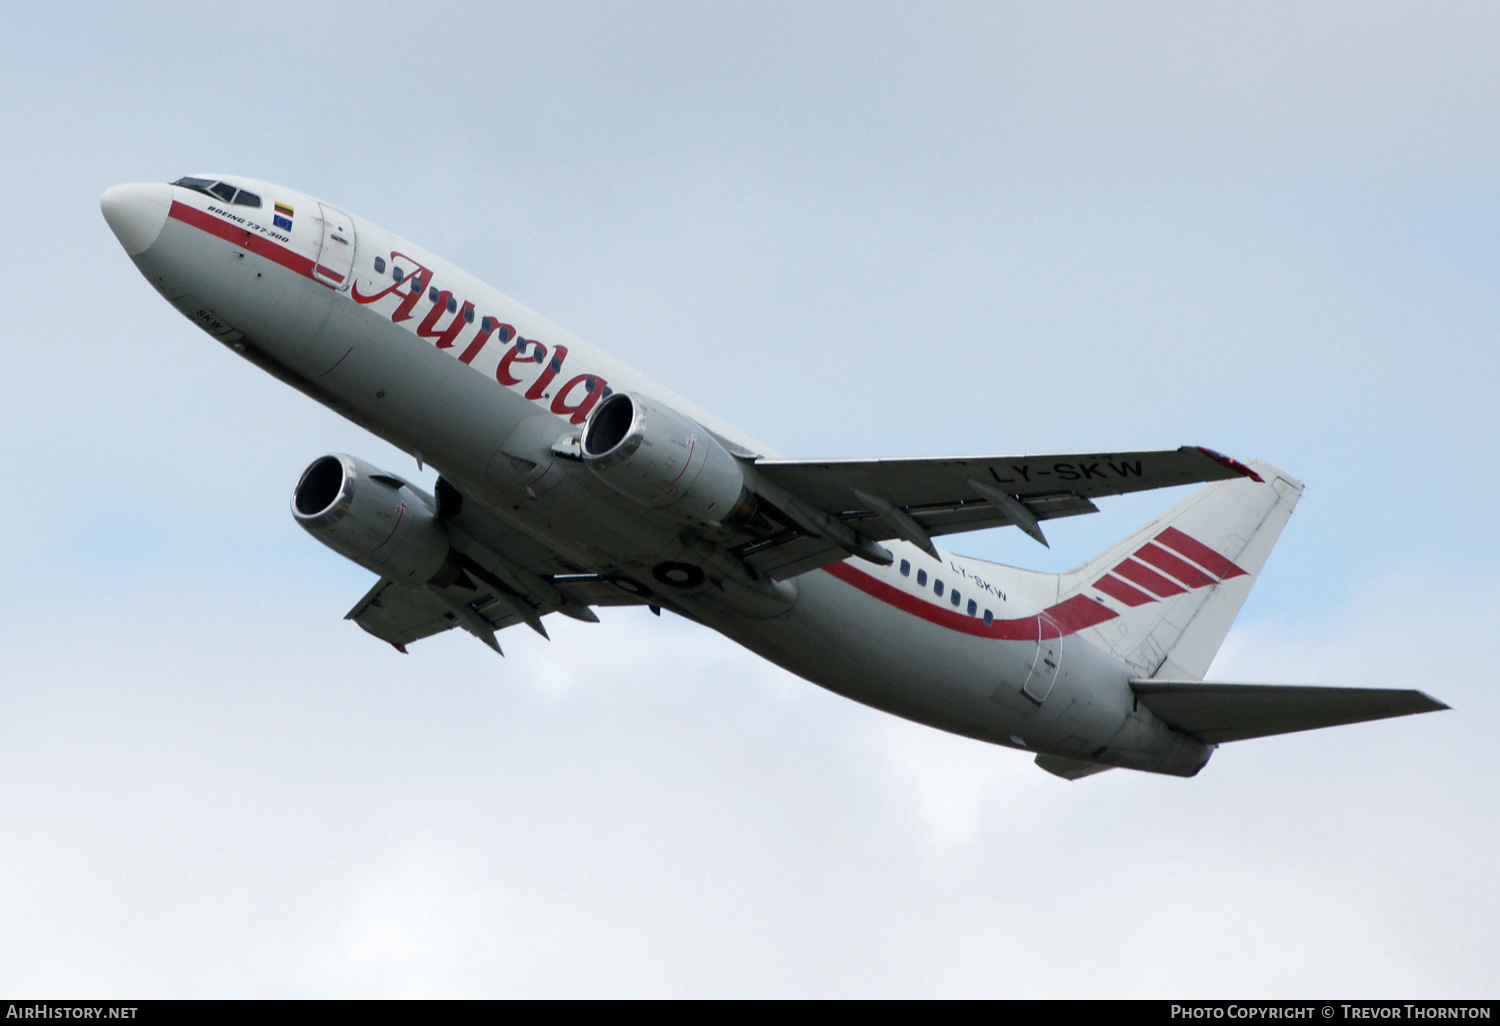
[1113,557,1187,598]
[1094,573,1156,607]
[168,201,327,286]
[1134,541,1217,588]
[315,264,346,283]
[822,561,1116,639]
[1156,526,1247,580]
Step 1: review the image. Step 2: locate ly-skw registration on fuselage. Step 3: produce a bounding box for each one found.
[101,176,1445,779]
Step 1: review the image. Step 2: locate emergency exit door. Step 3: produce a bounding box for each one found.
[1022,615,1064,704]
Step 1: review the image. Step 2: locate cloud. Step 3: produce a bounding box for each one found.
[0,555,1492,996]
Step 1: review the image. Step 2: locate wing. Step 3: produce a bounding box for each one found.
[739,446,1260,579]
[346,478,652,655]
[347,577,517,653]
[1129,680,1449,744]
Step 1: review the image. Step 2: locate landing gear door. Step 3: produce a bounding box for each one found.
[1022,615,1064,704]
[313,203,356,290]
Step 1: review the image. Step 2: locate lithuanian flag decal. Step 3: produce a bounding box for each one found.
[273,202,294,232]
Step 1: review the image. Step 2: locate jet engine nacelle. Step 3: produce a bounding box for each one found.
[292,453,450,585]
[580,392,753,526]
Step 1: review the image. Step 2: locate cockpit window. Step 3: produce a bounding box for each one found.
[172,177,261,208]
[172,177,216,196]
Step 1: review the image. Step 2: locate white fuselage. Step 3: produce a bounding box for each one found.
[110,176,1211,777]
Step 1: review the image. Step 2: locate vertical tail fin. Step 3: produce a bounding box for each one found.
[1059,459,1303,680]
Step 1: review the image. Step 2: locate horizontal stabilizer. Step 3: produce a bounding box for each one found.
[1130,680,1449,744]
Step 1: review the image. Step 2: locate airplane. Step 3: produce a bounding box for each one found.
[100,174,1446,780]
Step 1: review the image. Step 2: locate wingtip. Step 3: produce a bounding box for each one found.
[1194,446,1265,483]
[1023,523,1049,548]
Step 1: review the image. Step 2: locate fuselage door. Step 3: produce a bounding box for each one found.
[313,203,357,290]
[1022,615,1064,704]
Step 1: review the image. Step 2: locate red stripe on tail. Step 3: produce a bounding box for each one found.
[1094,573,1157,607]
[1113,557,1187,598]
[1156,527,1247,580]
[1134,542,1218,588]
[1046,594,1119,633]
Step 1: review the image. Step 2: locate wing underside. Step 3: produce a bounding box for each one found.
[338,445,1260,647]
[344,480,652,654]
[347,579,482,651]
[739,445,1257,579]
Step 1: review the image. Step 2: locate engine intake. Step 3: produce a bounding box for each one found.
[581,392,752,526]
[292,453,451,585]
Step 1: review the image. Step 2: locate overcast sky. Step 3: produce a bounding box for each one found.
[1,1,1496,997]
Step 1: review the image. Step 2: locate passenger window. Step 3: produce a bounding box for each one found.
[549,356,562,373]
[967,599,977,615]
[429,286,439,302]
[463,306,474,323]
[232,190,261,208]
[983,610,993,625]
[374,257,386,274]
[209,182,237,203]
[951,590,961,607]
[585,377,598,393]
[481,316,492,332]
[916,569,927,586]
[899,559,910,577]
[446,296,457,314]
[934,580,944,597]
[392,267,404,283]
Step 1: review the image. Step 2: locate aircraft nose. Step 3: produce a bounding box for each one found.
[100,182,172,256]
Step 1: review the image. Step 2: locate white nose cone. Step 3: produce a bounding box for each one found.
[101,182,172,256]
